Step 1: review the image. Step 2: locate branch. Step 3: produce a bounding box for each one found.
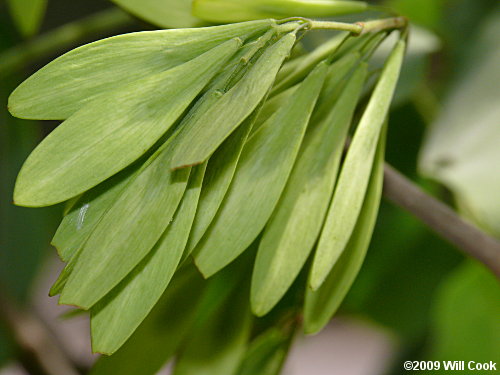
[383,163,500,278]
[0,291,81,375]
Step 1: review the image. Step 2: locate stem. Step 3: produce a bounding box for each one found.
[412,82,441,124]
[308,17,408,35]
[383,163,500,279]
[0,8,132,77]
[308,20,362,34]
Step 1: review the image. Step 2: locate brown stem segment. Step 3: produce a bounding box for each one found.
[357,17,408,35]
[383,163,500,279]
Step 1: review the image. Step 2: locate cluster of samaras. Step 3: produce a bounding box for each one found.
[9,18,404,359]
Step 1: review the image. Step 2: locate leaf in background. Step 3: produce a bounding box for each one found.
[172,281,252,375]
[396,26,440,106]
[310,39,405,290]
[429,260,500,363]
[13,39,240,207]
[0,324,14,369]
[386,0,443,30]
[189,247,254,332]
[235,328,292,375]
[51,164,138,262]
[7,0,47,37]
[59,139,191,310]
[304,125,386,334]
[371,26,440,107]
[111,0,204,28]
[89,266,207,372]
[193,0,368,23]
[170,33,297,169]
[419,8,500,237]
[90,164,206,354]
[9,20,272,120]
[194,62,327,277]
[251,63,367,316]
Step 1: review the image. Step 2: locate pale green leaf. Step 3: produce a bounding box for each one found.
[7,0,47,37]
[251,63,367,316]
[14,39,240,207]
[193,0,368,23]
[253,85,298,133]
[89,266,207,370]
[170,33,297,169]
[310,39,405,290]
[111,0,203,28]
[173,281,252,375]
[308,51,361,123]
[167,19,275,129]
[172,38,270,255]
[49,250,81,296]
[59,139,191,309]
[50,166,143,295]
[334,31,375,56]
[272,32,367,88]
[304,126,386,334]
[185,114,256,255]
[90,164,206,354]
[51,165,138,262]
[271,32,349,95]
[9,20,273,120]
[270,31,368,93]
[254,51,359,136]
[62,195,81,216]
[194,62,327,277]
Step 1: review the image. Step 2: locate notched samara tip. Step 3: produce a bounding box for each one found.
[170,160,203,171]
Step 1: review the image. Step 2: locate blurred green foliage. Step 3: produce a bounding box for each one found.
[430,260,500,364]
[387,0,444,30]
[7,0,48,37]
[0,12,58,371]
[419,7,500,237]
